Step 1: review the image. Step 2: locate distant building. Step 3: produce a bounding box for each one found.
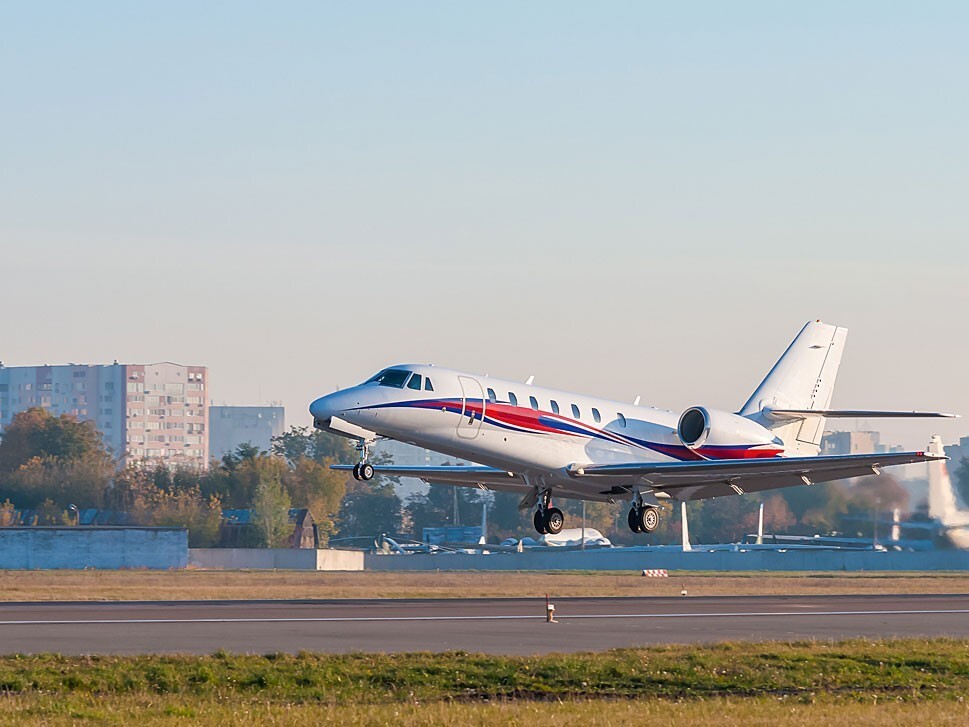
[209,405,285,461]
[944,437,969,468]
[821,430,906,459]
[821,430,881,456]
[0,362,208,467]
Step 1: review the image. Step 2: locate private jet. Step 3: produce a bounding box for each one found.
[310,321,955,536]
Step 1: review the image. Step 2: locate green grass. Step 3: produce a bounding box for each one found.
[4,640,969,724]
[2,639,969,704]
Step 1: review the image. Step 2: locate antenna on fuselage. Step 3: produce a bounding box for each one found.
[525,375,535,385]
[633,395,641,406]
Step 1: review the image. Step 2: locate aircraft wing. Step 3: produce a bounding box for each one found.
[571,451,944,501]
[330,464,528,492]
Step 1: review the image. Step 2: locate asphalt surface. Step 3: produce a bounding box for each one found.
[2,594,968,655]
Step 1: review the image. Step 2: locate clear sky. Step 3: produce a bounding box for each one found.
[1,2,967,449]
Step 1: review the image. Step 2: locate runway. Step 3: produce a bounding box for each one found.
[2,594,968,655]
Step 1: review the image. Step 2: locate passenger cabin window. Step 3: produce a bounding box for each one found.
[592,407,601,423]
[424,378,434,391]
[617,412,627,427]
[368,369,411,388]
[571,404,580,419]
[550,400,560,415]
[508,392,518,407]
[529,396,539,410]
[487,388,497,402]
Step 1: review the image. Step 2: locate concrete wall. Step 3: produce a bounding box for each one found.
[190,548,364,571]
[364,548,969,572]
[0,527,187,570]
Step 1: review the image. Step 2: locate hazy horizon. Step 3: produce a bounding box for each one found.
[2,2,967,450]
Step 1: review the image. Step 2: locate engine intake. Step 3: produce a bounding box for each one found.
[677,406,782,453]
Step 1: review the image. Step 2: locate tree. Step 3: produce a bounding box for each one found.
[0,408,114,510]
[271,426,354,466]
[283,457,347,545]
[405,484,482,537]
[337,480,402,539]
[117,464,223,547]
[0,408,111,473]
[251,462,293,548]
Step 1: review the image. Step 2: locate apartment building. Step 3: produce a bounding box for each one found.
[0,362,209,467]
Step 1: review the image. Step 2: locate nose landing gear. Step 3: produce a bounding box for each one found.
[351,439,376,482]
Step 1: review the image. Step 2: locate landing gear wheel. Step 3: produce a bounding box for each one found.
[627,507,643,533]
[543,508,565,535]
[352,463,362,481]
[638,506,659,533]
[359,463,375,481]
[533,509,548,535]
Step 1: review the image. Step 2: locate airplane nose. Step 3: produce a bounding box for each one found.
[309,395,334,424]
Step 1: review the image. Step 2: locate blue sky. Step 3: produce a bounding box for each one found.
[1,2,967,447]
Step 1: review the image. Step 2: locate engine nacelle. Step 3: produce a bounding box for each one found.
[677,406,782,453]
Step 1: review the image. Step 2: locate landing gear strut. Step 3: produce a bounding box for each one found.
[351,440,375,481]
[532,490,565,536]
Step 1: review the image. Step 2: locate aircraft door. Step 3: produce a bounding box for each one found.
[457,376,485,439]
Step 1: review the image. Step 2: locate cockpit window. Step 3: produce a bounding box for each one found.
[365,369,411,388]
[424,378,434,391]
[407,373,423,390]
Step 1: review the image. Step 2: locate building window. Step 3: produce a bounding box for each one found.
[592,408,601,424]
[550,400,559,415]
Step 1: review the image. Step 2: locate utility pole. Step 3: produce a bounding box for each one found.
[581,500,586,550]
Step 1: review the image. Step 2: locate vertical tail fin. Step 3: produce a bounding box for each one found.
[740,321,848,456]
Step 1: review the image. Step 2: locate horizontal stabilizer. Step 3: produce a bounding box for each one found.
[765,409,959,420]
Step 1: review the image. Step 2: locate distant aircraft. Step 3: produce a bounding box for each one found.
[927,435,969,548]
[310,321,956,536]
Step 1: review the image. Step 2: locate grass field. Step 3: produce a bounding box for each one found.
[2,569,968,601]
[2,639,969,725]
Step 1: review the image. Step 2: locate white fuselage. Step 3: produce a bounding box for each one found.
[309,364,783,490]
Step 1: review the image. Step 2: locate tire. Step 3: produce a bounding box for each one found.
[627,508,642,533]
[544,508,565,535]
[533,509,548,535]
[360,463,375,481]
[352,463,361,481]
[639,506,659,533]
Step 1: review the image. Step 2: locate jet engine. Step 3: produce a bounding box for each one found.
[677,406,782,452]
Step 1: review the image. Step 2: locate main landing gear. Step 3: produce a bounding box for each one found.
[627,489,659,533]
[627,505,659,533]
[351,440,375,481]
[532,491,565,536]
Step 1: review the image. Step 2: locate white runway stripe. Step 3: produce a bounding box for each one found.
[1,608,968,626]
